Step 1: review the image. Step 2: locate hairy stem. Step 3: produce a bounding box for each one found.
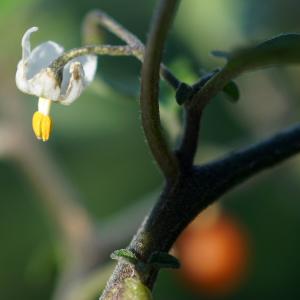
[50,45,143,70]
[51,9,180,90]
[100,122,300,299]
[84,9,181,89]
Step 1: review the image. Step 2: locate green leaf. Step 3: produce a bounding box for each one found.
[227,33,300,72]
[222,81,240,102]
[191,33,300,108]
[110,249,138,265]
[147,252,180,269]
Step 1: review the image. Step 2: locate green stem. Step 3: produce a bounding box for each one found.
[50,44,143,70]
[140,0,180,181]
[52,9,180,89]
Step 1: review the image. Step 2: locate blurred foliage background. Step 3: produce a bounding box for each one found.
[1,0,300,299]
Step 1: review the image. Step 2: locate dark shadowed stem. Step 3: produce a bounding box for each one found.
[203,123,300,197]
[100,122,300,298]
[148,123,300,255]
[160,64,180,89]
[192,67,237,113]
[176,107,202,171]
[140,0,180,180]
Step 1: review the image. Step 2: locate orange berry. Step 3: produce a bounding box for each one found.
[175,212,249,296]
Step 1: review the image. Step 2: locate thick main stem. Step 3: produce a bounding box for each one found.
[100,123,300,298]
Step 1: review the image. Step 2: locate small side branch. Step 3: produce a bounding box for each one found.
[50,45,142,70]
[189,67,236,112]
[176,108,202,171]
[140,0,180,180]
[200,123,300,198]
[50,8,181,90]
[172,123,300,242]
[83,9,181,89]
[140,123,300,262]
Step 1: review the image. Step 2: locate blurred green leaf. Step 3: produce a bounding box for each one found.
[222,80,240,102]
[226,33,300,72]
[195,33,300,106]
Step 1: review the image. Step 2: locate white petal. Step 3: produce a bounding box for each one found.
[26,41,64,79]
[59,62,85,105]
[77,55,97,85]
[61,55,97,90]
[16,60,30,94]
[22,27,38,60]
[16,61,61,99]
[17,27,64,98]
[27,68,61,100]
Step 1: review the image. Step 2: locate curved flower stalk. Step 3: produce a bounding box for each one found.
[16,27,97,141]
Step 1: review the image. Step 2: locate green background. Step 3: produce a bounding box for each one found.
[1,0,300,299]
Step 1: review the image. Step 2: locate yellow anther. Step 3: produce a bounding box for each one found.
[32,111,53,142]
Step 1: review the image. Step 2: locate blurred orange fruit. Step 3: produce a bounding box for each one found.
[174,208,249,296]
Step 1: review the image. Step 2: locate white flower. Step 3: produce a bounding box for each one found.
[16,27,97,141]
